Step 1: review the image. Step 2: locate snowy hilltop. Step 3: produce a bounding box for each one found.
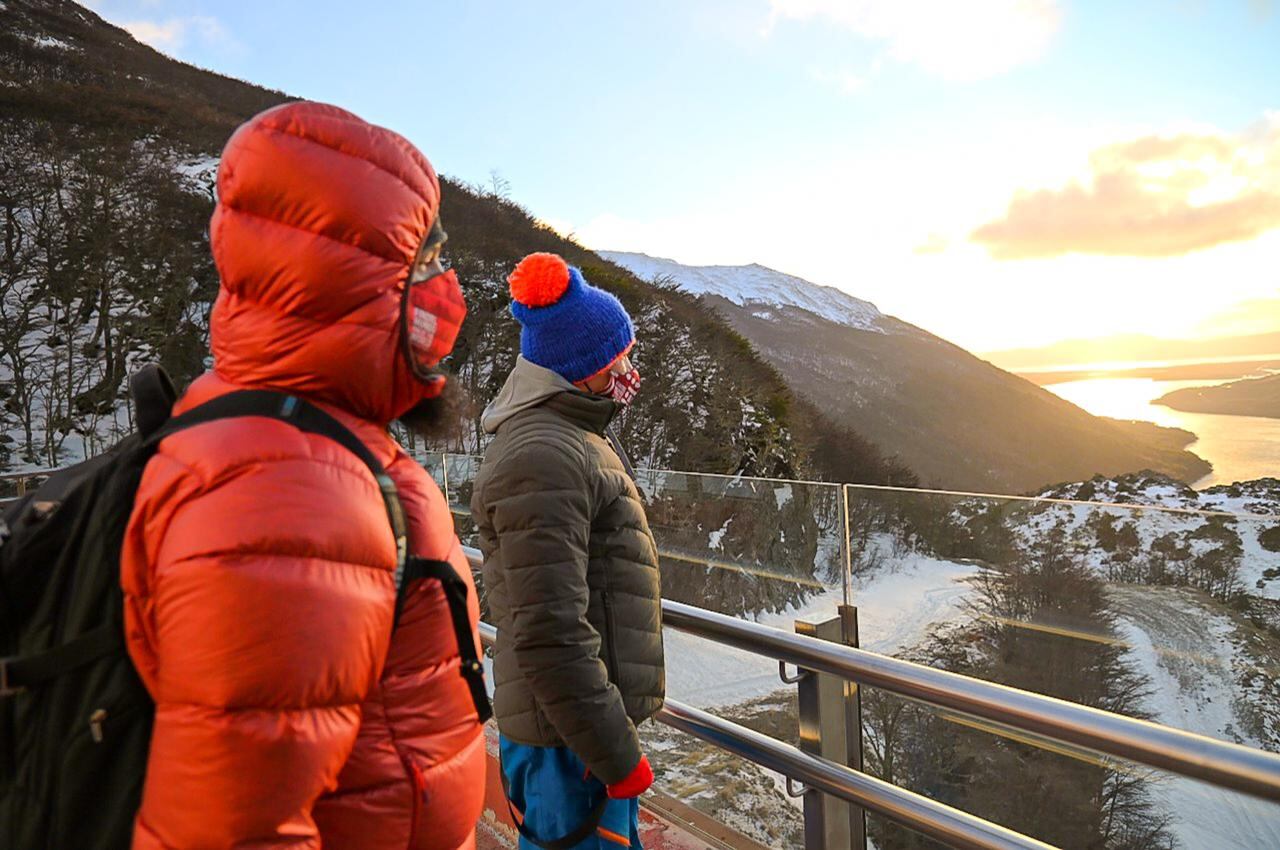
[600,251,887,333]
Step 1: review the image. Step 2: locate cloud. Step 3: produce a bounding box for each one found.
[767,0,1061,81]
[123,14,235,57]
[914,233,950,254]
[808,66,866,94]
[1197,295,1280,338]
[972,117,1280,259]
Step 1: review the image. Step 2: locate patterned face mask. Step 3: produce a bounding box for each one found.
[603,359,642,407]
[400,218,466,384]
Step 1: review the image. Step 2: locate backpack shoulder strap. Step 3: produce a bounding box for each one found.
[153,391,410,594]
[1,391,420,698]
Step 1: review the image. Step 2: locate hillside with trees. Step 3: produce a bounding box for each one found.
[0,0,910,490]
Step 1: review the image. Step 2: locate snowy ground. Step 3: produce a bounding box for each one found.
[664,548,977,708]
[1110,585,1280,850]
[649,548,977,845]
[1021,475,1280,600]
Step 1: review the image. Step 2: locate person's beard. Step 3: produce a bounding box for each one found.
[397,377,471,443]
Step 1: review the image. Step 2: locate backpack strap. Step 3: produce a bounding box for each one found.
[1,390,468,702]
[1,624,120,696]
[150,391,410,593]
[401,557,493,722]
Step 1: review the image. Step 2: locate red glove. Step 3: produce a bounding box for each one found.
[606,755,654,799]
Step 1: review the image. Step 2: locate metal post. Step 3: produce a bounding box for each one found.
[841,604,869,849]
[840,485,853,608]
[440,452,451,507]
[796,612,865,850]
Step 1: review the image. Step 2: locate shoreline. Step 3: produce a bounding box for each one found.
[1019,358,1280,387]
[1156,372,1280,421]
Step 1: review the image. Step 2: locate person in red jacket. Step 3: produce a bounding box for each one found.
[119,101,486,850]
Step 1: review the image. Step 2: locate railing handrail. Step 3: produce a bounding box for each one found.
[476,620,1053,850]
[658,599,1280,803]
[463,547,1280,808]
[0,467,61,482]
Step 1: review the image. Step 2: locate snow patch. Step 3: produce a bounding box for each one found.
[174,155,219,195]
[708,517,732,551]
[1111,586,1280,850]
[665,546,976,707]
[26,35,74,50]
[601,250,887,333]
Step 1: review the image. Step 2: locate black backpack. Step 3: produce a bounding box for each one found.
[0,366,490,850]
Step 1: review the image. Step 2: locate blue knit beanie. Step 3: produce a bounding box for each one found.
[508,253,635,384]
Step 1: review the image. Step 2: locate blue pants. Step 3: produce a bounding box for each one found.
[499,735,642,849]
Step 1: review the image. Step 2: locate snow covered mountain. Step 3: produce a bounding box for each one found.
[603,251,1211,493]
[599,251,887,333]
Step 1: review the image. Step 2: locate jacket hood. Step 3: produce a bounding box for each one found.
[208,101,442,425]
[482,356,581,434]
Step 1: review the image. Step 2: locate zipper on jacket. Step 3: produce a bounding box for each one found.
[88,708,107,743]
[402,755,426,847]
[601,590,622,686]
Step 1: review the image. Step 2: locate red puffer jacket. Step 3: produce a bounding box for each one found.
[120,102,485,850]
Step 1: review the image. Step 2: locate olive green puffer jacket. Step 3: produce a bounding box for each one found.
[472,357,664,784]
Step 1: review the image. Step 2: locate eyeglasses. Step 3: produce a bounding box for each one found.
[400,216,466,382]
[410,217,448,282]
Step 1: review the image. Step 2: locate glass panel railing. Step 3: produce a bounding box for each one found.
[858,682,1280,850]
[842,483,1280,849]
[443,453,481,546]
[633,469,845,612]
[0,469,55,507]
[421,451,1280,847]
[433,456,845,617]
[417,451,446,493]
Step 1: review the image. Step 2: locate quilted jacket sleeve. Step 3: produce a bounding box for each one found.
[120,427,399,850]
[488,440,642,785]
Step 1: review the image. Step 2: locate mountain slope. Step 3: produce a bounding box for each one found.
[601,252,1211,493]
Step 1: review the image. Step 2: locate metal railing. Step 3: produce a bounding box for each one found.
[0,468,58,493]
[474,622,1050,850]
[464,547,1280,850]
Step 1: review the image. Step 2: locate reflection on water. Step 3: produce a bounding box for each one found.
[1045,377,1280,488]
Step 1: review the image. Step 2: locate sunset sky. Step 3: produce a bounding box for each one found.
[86,0,1280,353]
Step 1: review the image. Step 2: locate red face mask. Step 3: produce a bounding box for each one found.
[400,220,466,384]
[604,367,642,406]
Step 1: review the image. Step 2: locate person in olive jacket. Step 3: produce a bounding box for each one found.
[472,252,663,849]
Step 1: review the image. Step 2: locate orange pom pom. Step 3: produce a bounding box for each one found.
[509,253,570,307]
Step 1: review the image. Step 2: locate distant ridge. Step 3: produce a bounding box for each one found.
[985,330,1280,372]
